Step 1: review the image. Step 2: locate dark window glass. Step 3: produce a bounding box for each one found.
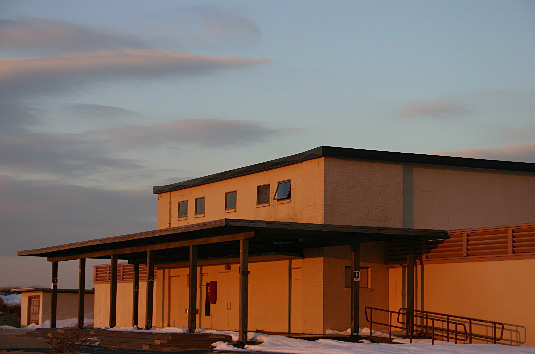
[178,200,188,217]
[195,197,205,215]
[257,184,270,205]
[225,191,237,210]
[274,180,291,200]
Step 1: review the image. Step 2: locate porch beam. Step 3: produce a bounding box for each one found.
[188,245,198,333]
[47,232,254,262]
[145,250,155,329]
[238,238,250,345]
[109,254,118,328]
[50,261,58,329]
[350,241,361,336]
[133,263,139,327]
[77,258,86,329]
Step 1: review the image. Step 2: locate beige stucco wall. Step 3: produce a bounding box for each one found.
[94,282,149,328]
[389,259,535,346]
[20,291,94,326]
[323,158,404,228]
[157,158,325,229]
[411,167,535,230]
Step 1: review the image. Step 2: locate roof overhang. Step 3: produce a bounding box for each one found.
[18,219,447,264]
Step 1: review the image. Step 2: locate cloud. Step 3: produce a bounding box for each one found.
[439,142,535,163]
[401,100,471,118]
[176,6,261,48]
[67,103,140,121]
[0,18,147,53]
[0,131,139,178]
[0,176,156,257]
[86,119,285,149]
[0,49,268,99]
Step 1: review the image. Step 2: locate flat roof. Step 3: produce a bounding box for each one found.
[153,146,535,194]
[11,288,94,294]
[18,219,447,262]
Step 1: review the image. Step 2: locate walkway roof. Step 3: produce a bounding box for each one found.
[18,219,447,264]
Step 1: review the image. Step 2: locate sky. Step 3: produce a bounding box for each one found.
[0,0,534,288]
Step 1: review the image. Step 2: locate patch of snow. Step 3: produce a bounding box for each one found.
[0,294,22,306]
[27,318,94,329]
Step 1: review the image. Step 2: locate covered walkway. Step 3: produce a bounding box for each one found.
[18,218,446,346]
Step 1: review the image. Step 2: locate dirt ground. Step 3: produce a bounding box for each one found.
[0,329,270,354]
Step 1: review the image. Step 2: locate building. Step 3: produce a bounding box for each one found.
[18,147,535,345]
[16,288,94,326]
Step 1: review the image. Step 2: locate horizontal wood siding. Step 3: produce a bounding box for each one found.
[386,223,535,264]
[94,264,148,283]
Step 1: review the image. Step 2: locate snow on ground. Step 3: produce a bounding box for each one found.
[9,322,535,353]
[0,294,22,306]
[27,318,94,329]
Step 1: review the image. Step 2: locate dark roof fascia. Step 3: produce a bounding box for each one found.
[153,146,535,194]
[17,218,447,258]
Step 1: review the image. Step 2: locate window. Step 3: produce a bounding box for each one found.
[345,266,370,288]
[225,191,237,210]
[195,197,205,215]
[274,180,291,200]
[178,200,188,218]
[257,184,270,205]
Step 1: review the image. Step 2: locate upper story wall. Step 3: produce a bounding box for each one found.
[157,158,325,229]
[410,166,535,230]
[323,157,535,230]
[324,157,404,228]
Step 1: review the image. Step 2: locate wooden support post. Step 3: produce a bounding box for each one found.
[77,258,86,329]
[109,254,118,328]
[133,263,139,327]
[407,237,415,336]
[238,238,249,345]
[350,241,361,336]
[188,245,198,333]
[145,250,155,329]
[51,261,58,329]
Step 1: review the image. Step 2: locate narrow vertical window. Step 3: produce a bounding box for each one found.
[274,180,291,200]
[225,191,237,210]
[178,200,188,218]
[257,184,270,205]
[195,197,205,215]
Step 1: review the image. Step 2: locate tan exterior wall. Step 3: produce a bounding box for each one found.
[94,281,149,328]
[323,158,404,228]
[20,291,94,326]
[411,167,535,230]
[389,259,535,346]
[157,158,325,229]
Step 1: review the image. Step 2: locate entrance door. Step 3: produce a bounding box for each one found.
[168,275,188,327]
[28,295,40,325]
[211,270,239,330]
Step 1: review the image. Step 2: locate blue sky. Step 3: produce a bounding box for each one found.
[1,0,534,287]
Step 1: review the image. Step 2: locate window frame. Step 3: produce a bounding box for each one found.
[345,266,371,289]
[195,197,205,215]
[225,190,237,211]
[178,200,188,218]
[256,184,270,205]
[274,180,291,201]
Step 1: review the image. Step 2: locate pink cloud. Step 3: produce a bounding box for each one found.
[401,100,470,118]
[438,142,535,163]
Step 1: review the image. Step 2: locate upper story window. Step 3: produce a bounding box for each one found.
[257,184,270,205]
[195,197,205,215]
[274,180,291,200]
[225,191,237,210]
[178,200,188,218]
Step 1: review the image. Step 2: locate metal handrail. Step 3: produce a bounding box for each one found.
[365,307,469,344]
[399,308,505,344]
